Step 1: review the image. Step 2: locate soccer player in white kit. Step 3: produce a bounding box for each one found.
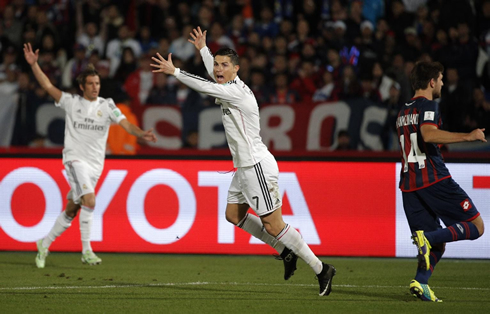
[23,43,157,268]
[151,27,336,296]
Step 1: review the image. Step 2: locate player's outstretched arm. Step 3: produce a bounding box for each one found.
[421,125,487,144]
[119,119,157,143]
[151,52,239,101]
[188,26,215,81]
[24,43,62,103]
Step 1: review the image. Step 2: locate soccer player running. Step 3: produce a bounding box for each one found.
[396,61,486,302]
[24,43,157,268]
[150,27,336,296]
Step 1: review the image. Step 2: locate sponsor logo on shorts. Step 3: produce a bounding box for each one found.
[460,199,472,212]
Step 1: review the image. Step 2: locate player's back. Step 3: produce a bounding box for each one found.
[396,97,450,191]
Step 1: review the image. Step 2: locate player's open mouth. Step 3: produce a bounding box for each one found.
[217,75,224,80]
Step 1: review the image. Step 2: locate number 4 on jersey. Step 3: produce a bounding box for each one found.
[399,133,427,172]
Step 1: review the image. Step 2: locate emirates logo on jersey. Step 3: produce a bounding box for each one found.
[460,199,472,212]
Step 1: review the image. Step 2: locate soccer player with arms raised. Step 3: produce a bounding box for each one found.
[396,61,486,302]
[151,27,336,296]
[24,43,157,268]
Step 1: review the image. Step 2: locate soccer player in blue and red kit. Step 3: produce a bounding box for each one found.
[396,61,486,302]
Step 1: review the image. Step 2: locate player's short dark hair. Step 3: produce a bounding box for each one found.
[77,64,99,86]
[214,48,239,66]
[410,61,444,91]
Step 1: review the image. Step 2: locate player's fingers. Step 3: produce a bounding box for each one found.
[151,56,161,63]
[197,26,202,34]
[168,53,172,62]
[203,30,207,36]
[156,52,166,61]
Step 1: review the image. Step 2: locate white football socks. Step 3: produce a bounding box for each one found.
[80,205,94,253]
[42,211,73,249]
[276,224,323,274]
[237,213,286,254]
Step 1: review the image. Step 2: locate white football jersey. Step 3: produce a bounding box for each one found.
[173,47,270,167]
[55,92,126,173]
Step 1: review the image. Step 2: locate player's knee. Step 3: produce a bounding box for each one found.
[81,194,96,208]
[225,211,239,225]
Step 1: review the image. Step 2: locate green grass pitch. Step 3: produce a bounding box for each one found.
[0,253,489,313]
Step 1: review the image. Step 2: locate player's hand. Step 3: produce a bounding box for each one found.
[23,43,39,66]
[151,53,176,76]
[188,26,207,50]
[468,128,487,142]
[141,128,157,143]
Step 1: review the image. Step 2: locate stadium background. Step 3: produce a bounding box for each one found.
[1,1,490,260]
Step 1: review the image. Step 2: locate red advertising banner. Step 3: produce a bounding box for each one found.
[0,158,396,257]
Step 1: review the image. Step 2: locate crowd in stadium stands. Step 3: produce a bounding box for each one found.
[1,0,490,151]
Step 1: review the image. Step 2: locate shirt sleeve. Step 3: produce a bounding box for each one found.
[174,68,241,103]
[106,98,126,123]
[200,46,216,81]
[419,101,439,127]
[54,92,74,111]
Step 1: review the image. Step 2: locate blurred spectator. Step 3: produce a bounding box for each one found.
[269,72,300,104]
[0,47,19,82]
[335,130,352,151]
[338,64,361,99]
[101,4,124,43]
[137,26,158,54]
[40,34,67,71]
[440,68,471,131]
[2,5,23,49]
[145,73,177,105]
[387,0,414,43]
[313,70,336,102]
[360,73,382,104]
[227,14,248,55]
[169,24,196,63]
[106,25,142,77]
[464,87,490,131]
[97,60,125,101]
[255,6,279,39]
[124,54,155,106]
[345,0,364,45]
[197,4,214,30]
[61,43,87,89]
[0,65,19,147]
[249,68,271,105]
[10,72,40,146]
[289,60,318,102]
[208,22,235,53]
[372,62,396,102]
[183,130,199,149]
[77,22,106,58]
[113,47,137,84]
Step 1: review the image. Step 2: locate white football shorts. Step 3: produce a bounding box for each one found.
[64,160,100,204]
[227,154,282,216]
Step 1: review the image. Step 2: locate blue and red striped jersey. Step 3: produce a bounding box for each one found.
[396,96,451,191]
